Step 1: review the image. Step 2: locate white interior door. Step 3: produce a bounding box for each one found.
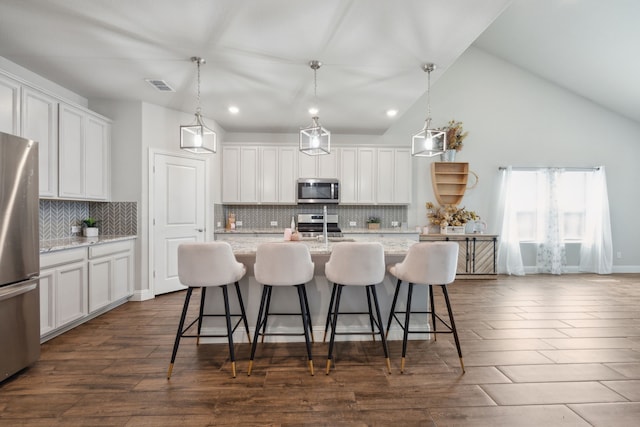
[152,153,206,295]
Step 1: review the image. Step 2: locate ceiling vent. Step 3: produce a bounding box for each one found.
[145,79,175,92]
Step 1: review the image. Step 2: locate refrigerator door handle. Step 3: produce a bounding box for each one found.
[0,281,38,303]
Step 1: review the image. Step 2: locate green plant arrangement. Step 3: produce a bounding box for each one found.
[367,216,381,229]
[425,202,478,227]
[82,217,99,228]
[442,120,468,152]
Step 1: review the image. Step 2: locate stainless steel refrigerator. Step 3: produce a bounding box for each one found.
[0,131,40,382]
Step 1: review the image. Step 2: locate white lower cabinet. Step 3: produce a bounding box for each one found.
[88,240,134,312]
[40,240,134,341]
[40,247,88,337]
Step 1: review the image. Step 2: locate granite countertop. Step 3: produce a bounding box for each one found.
[215,228,419,235]
[40,235,137,253]
[217,235,417,256]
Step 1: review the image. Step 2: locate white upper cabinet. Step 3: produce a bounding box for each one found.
[59,104,85,198]
[260,147,279,203]
[376,148,412,204]
[1,67,111,200]
[223,144,411,205]
[223,145,296,204]
[21,87,58,198]
[0,73,20,135]
[239,146,259,203]
[340,147,411,205]
[278,146,298,203]
[339,147,376,204]
[85,115,110,200]
[297,149,338,179]
[222,146,241,203]
[357,147,376,204]
[339,147,358,203]
[59,103,110,200]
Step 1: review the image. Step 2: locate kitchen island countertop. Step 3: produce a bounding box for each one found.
[216,235,417,256]
[215,228,419,235]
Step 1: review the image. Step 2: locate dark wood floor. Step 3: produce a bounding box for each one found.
[1,274,640,426]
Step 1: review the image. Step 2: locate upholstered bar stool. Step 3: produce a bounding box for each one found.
[324,242,391,375]
[386,241,464,373]
[167,242,250,379]
[247,242,315,376]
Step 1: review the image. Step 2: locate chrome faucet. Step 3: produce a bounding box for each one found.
[323,205,328,246]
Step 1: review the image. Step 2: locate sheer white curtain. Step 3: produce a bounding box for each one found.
[535,168,566,274]
[579,167,613,274]
[496,167,525,275]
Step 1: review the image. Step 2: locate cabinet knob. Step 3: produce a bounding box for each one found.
[195,228,204,232]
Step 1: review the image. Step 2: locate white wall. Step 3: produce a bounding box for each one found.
[90,100,224,299]
[385,46,640,271]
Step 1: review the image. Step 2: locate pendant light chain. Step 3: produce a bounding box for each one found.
[196,58,202,115]
[314,65,318,99]
[424,63,435,127]
[426,66,431,123]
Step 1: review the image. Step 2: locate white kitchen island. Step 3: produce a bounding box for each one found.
[203,235,430,343]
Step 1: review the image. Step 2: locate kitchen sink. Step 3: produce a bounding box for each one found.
[328,237,356,242]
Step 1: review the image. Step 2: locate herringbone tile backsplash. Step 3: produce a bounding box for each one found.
[39,200,137,240]
[218,204,408,230]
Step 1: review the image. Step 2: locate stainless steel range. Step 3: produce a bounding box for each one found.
[296,213,342,237]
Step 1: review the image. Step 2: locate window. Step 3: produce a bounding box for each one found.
[510,169,588,243]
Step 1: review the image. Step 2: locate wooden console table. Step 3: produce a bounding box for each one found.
[419,234,498,279]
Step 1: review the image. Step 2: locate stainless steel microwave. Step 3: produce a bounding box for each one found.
[297,178,339,204]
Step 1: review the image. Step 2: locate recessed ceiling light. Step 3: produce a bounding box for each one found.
[308,107,319,115]
[386,109,398,117]
[228,106,239,114]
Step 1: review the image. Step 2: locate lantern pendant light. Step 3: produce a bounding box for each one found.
[300,60,330,156]
[180,56,217,154]
[411,63,446,157]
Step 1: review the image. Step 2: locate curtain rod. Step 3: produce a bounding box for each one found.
[498,166,601,171]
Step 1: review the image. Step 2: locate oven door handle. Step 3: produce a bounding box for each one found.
[0,280,38,302]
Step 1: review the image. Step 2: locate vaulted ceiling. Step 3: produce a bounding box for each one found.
[1,0,638,135]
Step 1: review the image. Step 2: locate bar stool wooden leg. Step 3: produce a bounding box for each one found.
[234,282,251,344]
[429,285,437,341]
[369,285,391,374]
[220,285,237,378]
[401,283,414,373]
[326,284,344,374]
[323,283,338,342]
[248,286,269,376]
[441,285,465,373]
[386,279,402,339]
[260,286,273,343]
[297,285,314,375]
[366,286,377,342]
[301,285,315,343]
[168,287,194,379]
[196,287,206,345]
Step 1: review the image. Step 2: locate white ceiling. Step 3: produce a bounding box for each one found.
[0,0,510,134]
[473,0,640,125]
[1,0,638,135]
